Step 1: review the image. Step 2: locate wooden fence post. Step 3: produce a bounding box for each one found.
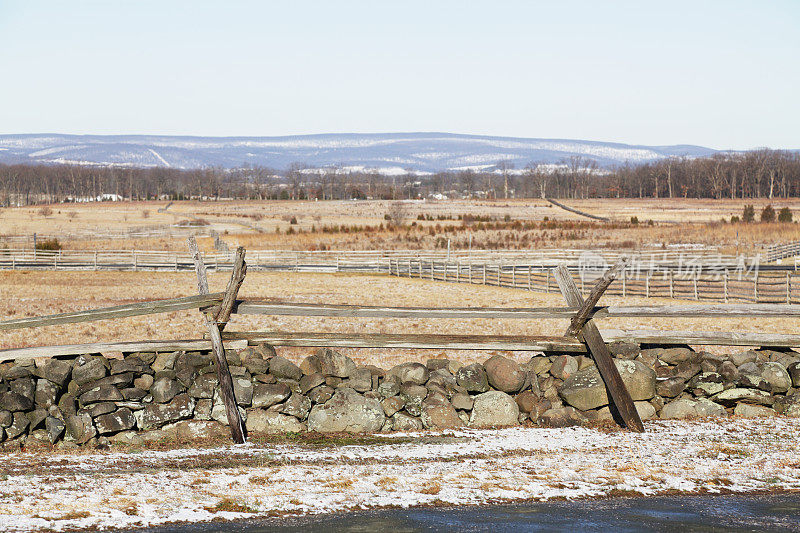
[187,237,246,444]
[787,272,791,304]
[754,272,759,303]
[724,271,729,303]
[483,264,487,285]
[645,274,650,298]
[693,274,698,300]
[554,263,644,433]
[528,265,532,291]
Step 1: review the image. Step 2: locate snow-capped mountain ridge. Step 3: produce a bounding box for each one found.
[0,132,718,171]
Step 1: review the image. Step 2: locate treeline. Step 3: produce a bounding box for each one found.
[595,149,800,200]
[434,149,800,200]
[1,149,798,205]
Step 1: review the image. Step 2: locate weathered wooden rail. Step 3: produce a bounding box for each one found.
[0,293,224,332]
[4,296,800,353]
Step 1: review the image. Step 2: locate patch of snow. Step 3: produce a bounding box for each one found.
[2,133,720,172]
[2,418,800,531]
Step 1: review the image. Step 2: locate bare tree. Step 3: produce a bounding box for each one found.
[497,160,514,199]
[386,201,409,228]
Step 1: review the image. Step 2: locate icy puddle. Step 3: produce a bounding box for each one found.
[139,493,800,533]
[2,418,800,531]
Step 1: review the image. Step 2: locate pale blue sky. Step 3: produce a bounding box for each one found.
[1,1,798,149]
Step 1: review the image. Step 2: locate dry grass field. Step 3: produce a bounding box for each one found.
[0,270,785,367]
[1,198,797,364]
[2,198,800,253]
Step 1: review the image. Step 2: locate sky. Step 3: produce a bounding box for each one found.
[0,1,798,150]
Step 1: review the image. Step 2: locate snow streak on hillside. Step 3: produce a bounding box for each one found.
[0,132,717,172]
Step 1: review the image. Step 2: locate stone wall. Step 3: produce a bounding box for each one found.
[2,342,800,448]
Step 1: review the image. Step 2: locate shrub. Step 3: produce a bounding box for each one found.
[38,206,53,217]
[778,207,793,223]
[36,238,61,251]
[385,202,409,228]
[289,216,298,224]
[760,204,776,223]
[730,215,740,223]
[742,205,755,223]
[630,216,639,225]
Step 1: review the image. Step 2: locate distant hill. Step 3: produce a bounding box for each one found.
[0,132,719,172]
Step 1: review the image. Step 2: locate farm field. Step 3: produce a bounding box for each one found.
[2,198,800,253]
[0,270,787,364]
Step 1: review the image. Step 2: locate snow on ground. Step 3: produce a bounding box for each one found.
[1,418,799,531]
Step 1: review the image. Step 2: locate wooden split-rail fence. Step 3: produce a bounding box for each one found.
[389,259,800,304]
[4,246,800,439]
[0,247,747,273]
[765,240,800,263]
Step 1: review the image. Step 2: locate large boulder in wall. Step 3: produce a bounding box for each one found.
[559,359,656,411]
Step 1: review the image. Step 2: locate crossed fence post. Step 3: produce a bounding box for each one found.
[553,259,645,433]
[187,237,247,443]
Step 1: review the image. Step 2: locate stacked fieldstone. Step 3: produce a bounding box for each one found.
[1,342,800,447]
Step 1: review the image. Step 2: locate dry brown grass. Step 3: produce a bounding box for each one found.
[204,498,258,514]
[0,201,176,235]
[324,478,354,490]
[4,198,799,253]
[419,482,442,495]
